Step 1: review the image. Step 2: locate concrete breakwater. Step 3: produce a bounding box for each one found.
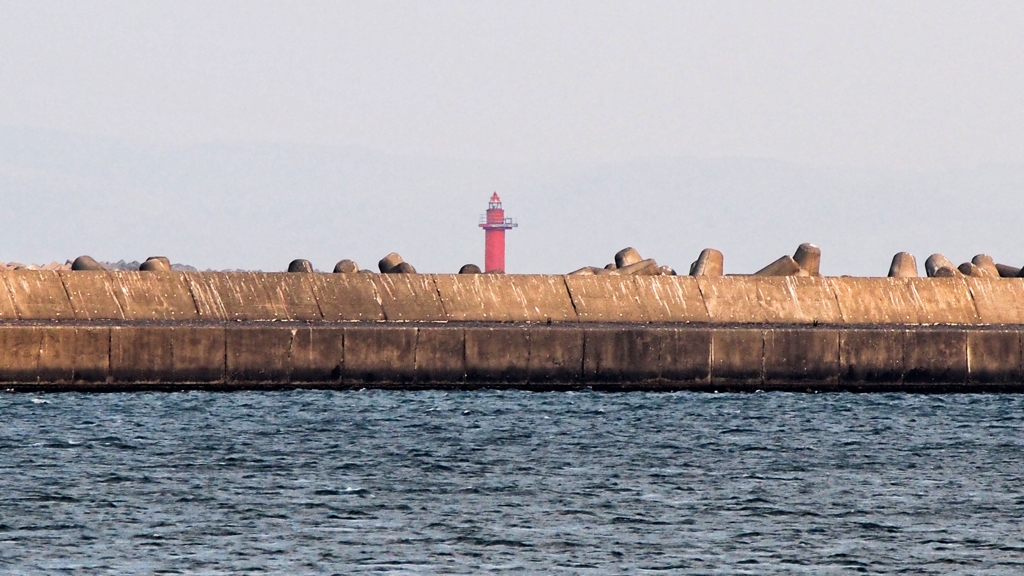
[2,270,1024,391]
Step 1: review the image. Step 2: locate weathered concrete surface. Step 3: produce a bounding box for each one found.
[290,327,344,382]
[343,325,417,381]
[465,325,530,381]
[699,277,841,324]
[830,278,921,324]
[0,326,53,382]
[59,271,124,320]
[566,276,648,322]
[839,329,904,383]
[226,326,293,381]
[309,274,384,322]
[793,243,821,276]
[754,255,802,276]
[764,329,839,385]
[583,326,661,382]
[113,272,199,321]
[372,274,446,322]
[3,271,75,320]
[188,272,320,322]
[903,330,967,383]
[73,326,111,382]
[690,248,724,277]
[888,252,919,278]
[905,278,980,325]
[632,276,710,323]
[111,326,174,381]
[965,278,1024,325]
[658,327,712,383]
[435,274,575,323]
[710,328,763,385]
[967,330,1021,383]
[414,326,465,382]
[170,326,225,382]
[527,325,584,383]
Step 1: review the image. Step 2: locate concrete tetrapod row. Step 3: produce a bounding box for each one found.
[889,253,1024,279]
[568,247,677,276]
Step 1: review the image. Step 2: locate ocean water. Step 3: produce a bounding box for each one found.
[1,390,1023,574]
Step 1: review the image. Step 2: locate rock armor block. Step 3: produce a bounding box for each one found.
[888,252,919,278]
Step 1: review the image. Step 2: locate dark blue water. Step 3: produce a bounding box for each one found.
[2,391,1023,574]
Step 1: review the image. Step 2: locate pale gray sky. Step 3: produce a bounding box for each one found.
[1,2,1023,273]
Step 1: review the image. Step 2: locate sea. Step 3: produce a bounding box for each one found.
[1,390,1023,574]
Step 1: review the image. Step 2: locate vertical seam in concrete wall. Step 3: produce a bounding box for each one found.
[561,276,580,321]
[759,329,766,386]
[1,275,18,320]
[223,325,229,383]
[830,281,844,325]
[964,283,984,326]
[183,273,204,319]
[432,275,453,321]
[287,328,297,383]
[900,329,908,385]
[106,327,113,384]
[57,274,77,320]
[695,279,713,323]
[966,330,973,381]
[308,278,327,322]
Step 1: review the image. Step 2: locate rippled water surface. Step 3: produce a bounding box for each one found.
[2,391,1024,574]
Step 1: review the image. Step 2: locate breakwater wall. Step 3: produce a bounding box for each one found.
[2,271,1024,391]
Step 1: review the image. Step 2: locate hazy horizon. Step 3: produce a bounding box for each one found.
[2,2,1022,274]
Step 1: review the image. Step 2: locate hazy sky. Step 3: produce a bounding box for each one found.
[3,1,1023,169]
[1,2,1023,273]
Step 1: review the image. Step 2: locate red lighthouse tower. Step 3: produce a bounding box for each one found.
[479,192,517,273]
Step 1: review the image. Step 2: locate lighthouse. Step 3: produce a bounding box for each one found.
[478,192,517,273]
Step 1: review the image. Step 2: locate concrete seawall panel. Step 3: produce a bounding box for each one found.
[310,275,384,322]
[113,272,200,321]
[764,329,840,386]
[188,273,321,322]
[60,271,125,321]
[343,325,418,381]
[226,326,293,381]
[711,329,763,385]
[372,275,446,322]
[566,276,649,322]
[699,277,842,325]
[415,326,465,382]
[903,330,968,383]
[465,325,530,381]
[436,275,576,323]
[632,277,710,323]
[290,327,344,382]
[966,279,1024,325]
[527,325,584,383]
[4,271,75,320]
[839,329,904,383]
[967,330,1021,383]
[583,327,661,382]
